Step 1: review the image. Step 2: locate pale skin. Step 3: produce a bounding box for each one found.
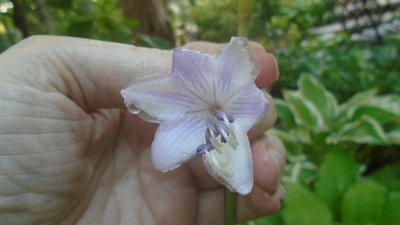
[0,36,286,225]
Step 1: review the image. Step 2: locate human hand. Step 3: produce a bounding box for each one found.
[0,36,285,225]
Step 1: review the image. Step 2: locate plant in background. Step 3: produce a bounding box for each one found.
[273,74,399,161]
[245,74,400,225]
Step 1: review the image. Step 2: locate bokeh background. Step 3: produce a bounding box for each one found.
[0,0,399,224]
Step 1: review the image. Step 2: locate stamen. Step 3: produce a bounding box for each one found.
[213,119,230,137]
[226,123,239,149]
[200,111,239,177]
[213,110,234,123]
[205,129,211,144]
[196,143,214,155]
[205,118,219,136]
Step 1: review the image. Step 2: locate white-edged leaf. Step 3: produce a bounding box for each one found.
[275,98,296,129]
[338,89,378,117]
[351,105,399,123]
[284,90,325,131]
[340,90,400,123]
[387,129,400,145]
[298,74,338,121]
[327,115,388,145]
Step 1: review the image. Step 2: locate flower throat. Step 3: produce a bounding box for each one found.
[196,110,239,177]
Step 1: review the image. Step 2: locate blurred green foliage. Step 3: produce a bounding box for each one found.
[247,75,400,225]
[186,0,400,101]
[0,0,135,52]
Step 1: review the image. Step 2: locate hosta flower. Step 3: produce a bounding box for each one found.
[121,37,269,195]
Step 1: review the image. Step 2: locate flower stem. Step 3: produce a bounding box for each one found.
[228,2,255,224]
[225,188,236,225]
[237,0,256,37]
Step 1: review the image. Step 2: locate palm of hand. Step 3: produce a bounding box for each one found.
[2,88,215,225]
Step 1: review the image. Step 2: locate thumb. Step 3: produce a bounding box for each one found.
[3,36,277,113]
[3,35,173,111]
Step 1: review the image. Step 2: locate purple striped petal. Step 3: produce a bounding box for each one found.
[172,48,217,105]
[121,74,202,123]
[215,37,257,99]
[222,83,269,132]
[151,112,211,171]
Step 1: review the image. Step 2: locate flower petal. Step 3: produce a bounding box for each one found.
[215,37,257,98]
[203,123,253,195]
[152,112,211,171]
[121,74,200,123]
[172,48,217,104]
[223,83,269,132]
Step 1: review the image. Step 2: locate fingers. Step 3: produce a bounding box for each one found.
[236,134,286,222]
[195,134,286,224]
[6,36,277,113]
[236,185,284,223]
[248,92,277,141]
[4,36,172,111]
[252,135,286,195]
[250,43,279,88]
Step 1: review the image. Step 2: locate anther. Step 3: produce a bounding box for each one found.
[205,129,211,144]
[213,119,230,137]
[196,143,214,155]
[205,118,219,136]
[213,110,235,123]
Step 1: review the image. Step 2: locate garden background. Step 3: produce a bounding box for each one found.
[0,0,399,224]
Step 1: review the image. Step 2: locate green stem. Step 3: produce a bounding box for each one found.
[237,0,256,37]
[226,2,255,225]
[225,189,236,225]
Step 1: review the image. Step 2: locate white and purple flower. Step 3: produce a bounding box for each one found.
[121,37,269,195]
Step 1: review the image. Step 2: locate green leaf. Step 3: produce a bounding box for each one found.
[387,129,400,145]
[341,179,387,225]
[339,89,377,118]
[275,99,296,129]
[298,74,338,120]
[282,183,333,225]
[380,191,400,225]
[369,94,400,115]
[340,91,400,124]
[327,116,388,145]
[283,90,324,130]
[370,162,400,190]
[351,105,399,123]
[349,94,400,123]
[315,149,361,216]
